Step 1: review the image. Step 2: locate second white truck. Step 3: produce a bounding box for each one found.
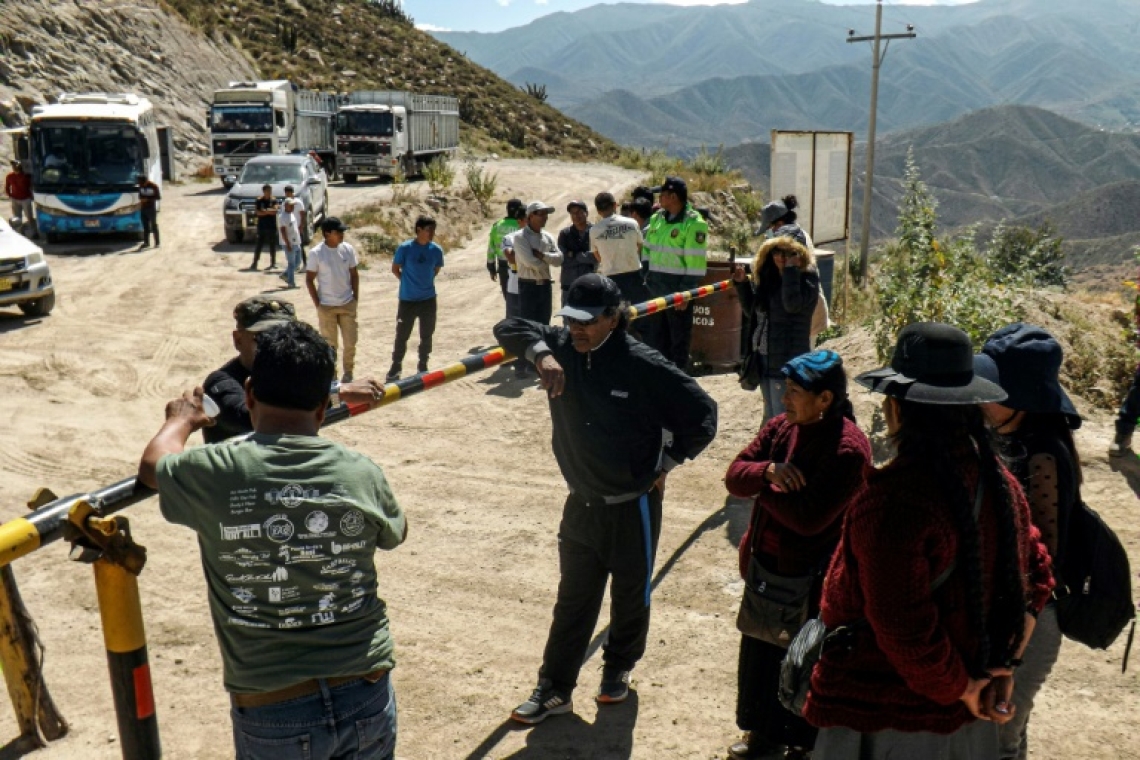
[335,91,459,183]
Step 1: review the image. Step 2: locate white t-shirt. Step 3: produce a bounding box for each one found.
[306,241,358,306]
[590,213,643,276]
[277,207,302,248]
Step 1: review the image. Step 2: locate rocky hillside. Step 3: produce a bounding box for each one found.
[159,0,619,161]
[0,1,255,169]
[0,0,619,173]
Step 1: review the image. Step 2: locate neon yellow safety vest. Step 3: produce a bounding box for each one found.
[643,203,708,279]
[488,218,520,263]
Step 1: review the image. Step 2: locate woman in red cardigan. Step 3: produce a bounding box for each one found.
[805,323,1054,759]
[725,350,872,760]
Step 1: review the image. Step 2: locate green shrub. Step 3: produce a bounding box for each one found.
[872,149,1025,361]
[984,221,1069,289]
[423,154,455,196]
[464,159,498,217]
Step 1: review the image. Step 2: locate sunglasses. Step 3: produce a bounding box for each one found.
[564,315,601,327]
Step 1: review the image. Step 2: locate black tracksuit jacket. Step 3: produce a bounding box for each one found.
[493,318,718,502]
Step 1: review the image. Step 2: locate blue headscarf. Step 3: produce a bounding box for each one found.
[782,350,842,392]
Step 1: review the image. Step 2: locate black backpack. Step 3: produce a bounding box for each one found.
[1053,498,1136,650]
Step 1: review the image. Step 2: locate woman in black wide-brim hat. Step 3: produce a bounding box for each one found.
[973,323,1082,760]
[803,323,1054,760]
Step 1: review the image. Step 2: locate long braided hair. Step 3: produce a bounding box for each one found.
[891,400,1027,673]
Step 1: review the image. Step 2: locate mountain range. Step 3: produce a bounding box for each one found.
[724,105,1140,269]
[435,0,1140,149]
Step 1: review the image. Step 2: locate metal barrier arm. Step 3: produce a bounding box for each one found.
[0,280,734,565]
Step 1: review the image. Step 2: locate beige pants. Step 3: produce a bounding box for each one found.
[317,299,358,375]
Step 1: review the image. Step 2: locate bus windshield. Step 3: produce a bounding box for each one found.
[336,112,393,137]
[211,106,273,133]
[31,123,143,190]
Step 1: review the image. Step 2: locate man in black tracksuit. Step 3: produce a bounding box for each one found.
[494,273,718,725]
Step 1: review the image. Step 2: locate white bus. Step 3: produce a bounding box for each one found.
[28,93,162,242]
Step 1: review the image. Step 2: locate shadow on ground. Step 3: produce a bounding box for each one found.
[463,692,639,760]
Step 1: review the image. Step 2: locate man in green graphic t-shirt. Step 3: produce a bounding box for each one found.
[138,321,406,760]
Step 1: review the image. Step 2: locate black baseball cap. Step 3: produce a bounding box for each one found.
[320,217,350,233]
[652,176,687,196]
[566,199,588,213]
[555,274,623,321]
[234,296,297,332]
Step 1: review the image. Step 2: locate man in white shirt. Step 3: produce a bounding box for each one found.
[507,200,563,328]
[277,198,303,289]
[590,192,648,307]
[305,217,359,383]
[283,185,308,265]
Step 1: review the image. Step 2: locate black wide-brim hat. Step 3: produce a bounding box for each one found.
[973,322,1082,428]
[856,322,1008,405]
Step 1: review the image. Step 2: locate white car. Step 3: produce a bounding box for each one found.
[222,155,329,245]
[0,218,54,316]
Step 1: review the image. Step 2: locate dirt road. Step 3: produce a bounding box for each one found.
[0,158,1136,759]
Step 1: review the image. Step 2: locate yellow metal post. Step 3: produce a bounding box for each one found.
[0,565,68,752]
[66,502,160,760]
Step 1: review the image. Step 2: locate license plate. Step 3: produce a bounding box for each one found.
[0,277,13,293]
[84,219,101,229]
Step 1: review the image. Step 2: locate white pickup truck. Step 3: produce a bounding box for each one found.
[0,218,54,316]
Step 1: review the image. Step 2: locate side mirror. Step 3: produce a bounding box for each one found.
[223,175,238,189]
[275,111,286,129]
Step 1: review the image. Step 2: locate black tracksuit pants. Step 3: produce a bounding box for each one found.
[539,488,663,694]
[141,205,159,245]
[390,297,437,371]
[737,635,818,749]
[518,279,552,325]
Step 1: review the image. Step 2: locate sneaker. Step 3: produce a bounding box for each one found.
[386,366,401,383]
[341,372,353,383]
[510,679,572,725]
[596,666,630,704]
[278,272,288,281]
[1110,433,1132,457]
[417,362,429,374]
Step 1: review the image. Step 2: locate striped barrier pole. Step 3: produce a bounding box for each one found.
[0,280,734,562]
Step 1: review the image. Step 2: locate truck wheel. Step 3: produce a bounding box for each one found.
[19,293,55,317]
[344,173,357,184]
[225,228,244,245]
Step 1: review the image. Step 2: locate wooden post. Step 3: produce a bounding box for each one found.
[0,565,68,750]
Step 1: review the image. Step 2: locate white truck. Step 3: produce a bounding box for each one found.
[208,81,337,186]
[335,91,459,183]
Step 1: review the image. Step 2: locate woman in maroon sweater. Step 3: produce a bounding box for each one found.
[725,350,871,760]
[806,323,1053,759]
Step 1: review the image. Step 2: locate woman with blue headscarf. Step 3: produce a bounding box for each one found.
[724,351,872,760]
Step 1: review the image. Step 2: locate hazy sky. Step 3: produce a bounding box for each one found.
[404,0,979,33]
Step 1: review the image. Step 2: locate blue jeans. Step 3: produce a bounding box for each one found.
[230,672,396,760]
[283,245,303,288]
[762,376,786,421]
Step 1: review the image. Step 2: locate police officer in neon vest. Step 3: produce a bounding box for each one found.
[640,176,709,370]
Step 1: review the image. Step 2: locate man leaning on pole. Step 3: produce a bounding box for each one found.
[138,321,406,760]
[494,273,718,725]
[639,176,709,371]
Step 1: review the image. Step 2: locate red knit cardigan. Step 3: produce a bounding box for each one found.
[726,413,872,578]
[803,454,1054,735]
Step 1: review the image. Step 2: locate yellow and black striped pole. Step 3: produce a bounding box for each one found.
[68,503,159,759]
[0,280,734,559]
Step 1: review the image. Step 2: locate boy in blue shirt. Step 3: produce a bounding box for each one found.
[387,215,445,382]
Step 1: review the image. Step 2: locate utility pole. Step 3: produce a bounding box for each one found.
[848,2,915,284]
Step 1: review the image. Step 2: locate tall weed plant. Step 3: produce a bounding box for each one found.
[872,149,1024,361]
[423,154,455,196]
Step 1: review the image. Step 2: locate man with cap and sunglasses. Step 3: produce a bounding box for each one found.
[557,200,595,307]
[203,295,385,444]
[494,274,718,725]
[505,201,563,374]
[488,199,525,317]
[640,176,709,371]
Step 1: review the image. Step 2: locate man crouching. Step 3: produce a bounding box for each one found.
[138,321,407,759]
